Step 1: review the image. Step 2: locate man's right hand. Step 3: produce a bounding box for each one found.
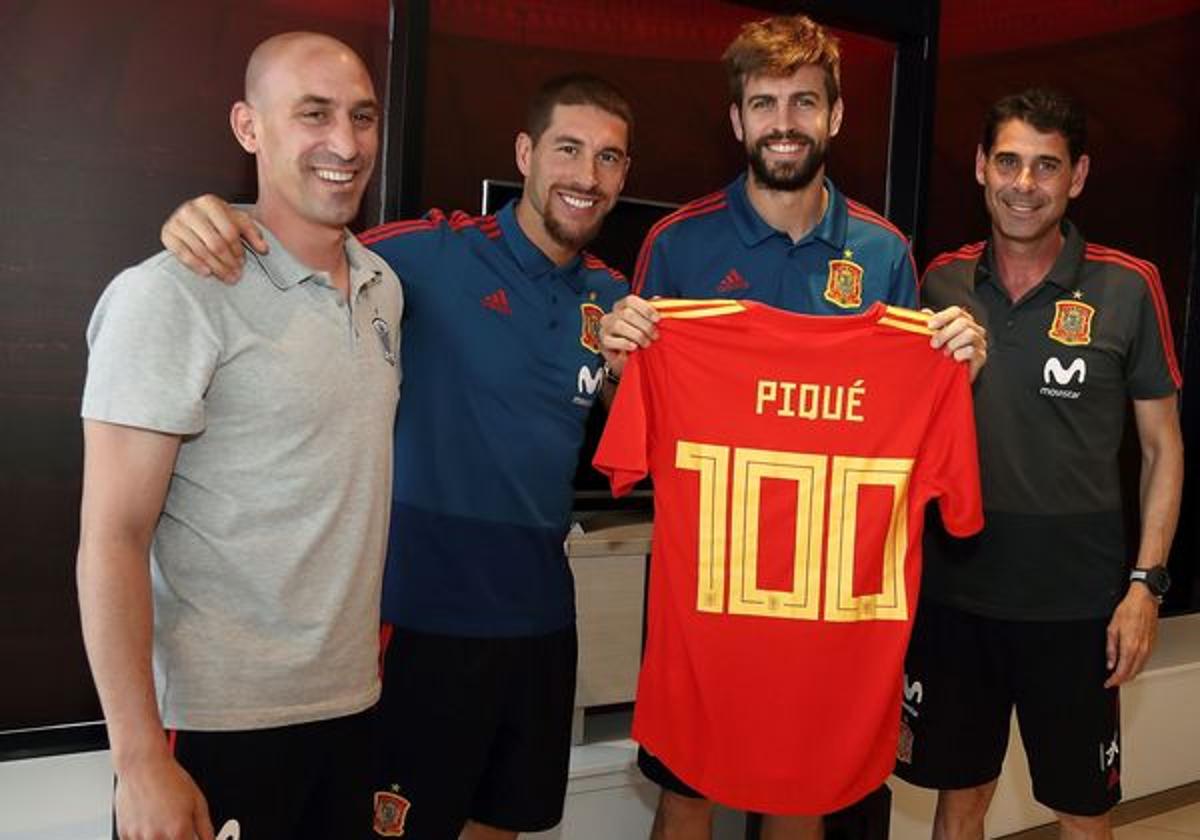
[160,195,267,283]
[114,753,215,840]
[599,294,661,378]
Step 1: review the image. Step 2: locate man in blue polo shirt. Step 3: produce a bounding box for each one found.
[160,75,633,840]
[599,14,984,840]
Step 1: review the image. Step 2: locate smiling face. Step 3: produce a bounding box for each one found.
[514,103,630,263]
[976,117,1089,248]
[731,65,842,192]
[232,36,380,232]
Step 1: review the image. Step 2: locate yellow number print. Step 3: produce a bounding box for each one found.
[728,448,825,620]
[824,457,912,622]
[675,441,914,622]
[675,442,730,613]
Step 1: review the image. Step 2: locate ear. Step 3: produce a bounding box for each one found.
[729,102,744,143]
[515,131,533,177]
[230,101,259,154]
[829,97,844,138]
[1068,153,1090,199]
[975,145,987,186]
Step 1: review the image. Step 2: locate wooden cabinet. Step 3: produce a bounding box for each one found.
[567,513,653,711]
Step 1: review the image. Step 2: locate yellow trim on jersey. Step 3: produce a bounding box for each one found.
[879,305,934,337]
[650,298,748,319]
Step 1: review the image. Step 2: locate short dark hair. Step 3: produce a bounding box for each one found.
[982,88,1087,162]
[525,73,634,148]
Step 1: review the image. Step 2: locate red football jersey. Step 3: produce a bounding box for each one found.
[594,299,982,814]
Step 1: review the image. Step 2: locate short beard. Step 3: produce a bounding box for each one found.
[543,190,604,252]
[747,131,827,191]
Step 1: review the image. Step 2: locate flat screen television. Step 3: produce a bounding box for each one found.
[481,180,676,509]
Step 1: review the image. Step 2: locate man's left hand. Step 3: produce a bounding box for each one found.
[926,306,987,382]
[1104,585,1159,688]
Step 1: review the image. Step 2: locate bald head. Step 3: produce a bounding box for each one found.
[230,31,381,239]
[245,32,372,107]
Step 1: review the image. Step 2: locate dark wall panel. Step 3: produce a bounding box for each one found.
[417,1,895,216]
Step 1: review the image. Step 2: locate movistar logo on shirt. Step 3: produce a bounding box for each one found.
[1040,356,1086,399]
[575,364,604,406]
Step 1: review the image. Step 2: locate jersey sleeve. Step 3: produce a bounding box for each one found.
[359,209,451,296]
[891,243,919,308]
[918,263,958,311]
[917,364,983,536]
[633,230,675,298]
[82,259,221,435]
[593,351,651,496]
[1125,260,1182,397]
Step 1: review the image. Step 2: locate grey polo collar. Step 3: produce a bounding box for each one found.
[244,221,381,294]
[242,223,317,290]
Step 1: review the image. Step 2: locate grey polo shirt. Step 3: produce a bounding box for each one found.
[919,221,1180,620]
[83,226,402,730]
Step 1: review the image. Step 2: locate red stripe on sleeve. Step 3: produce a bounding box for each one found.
[919,242,985,288]
[632,192,726,295]
[1085,245,1182,387]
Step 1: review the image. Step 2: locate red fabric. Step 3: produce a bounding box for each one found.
[595,299,982,814]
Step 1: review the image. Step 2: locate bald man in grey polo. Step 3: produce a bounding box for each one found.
[82,224,402,729]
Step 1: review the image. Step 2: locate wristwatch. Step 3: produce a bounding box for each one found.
[602,361,621,387]
[1129,565,1171,602]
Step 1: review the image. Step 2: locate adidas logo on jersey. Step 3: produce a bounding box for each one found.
[716,269,749,293]
[482,289,511,315]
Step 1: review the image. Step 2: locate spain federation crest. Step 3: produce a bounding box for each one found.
[373,790,410,836]
[1048,300,1095,346]
[823,259,864,308]
[579,302,604,353]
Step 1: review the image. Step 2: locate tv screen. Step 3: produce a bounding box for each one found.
[481,180,676,508]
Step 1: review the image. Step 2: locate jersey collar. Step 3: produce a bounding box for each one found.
[727,172,848,250]
[977,219,1086,294]
[246,223,325,290]
[496,200,586,291]
[245,222,381,295]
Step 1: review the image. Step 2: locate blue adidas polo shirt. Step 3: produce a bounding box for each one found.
[361,201,627,636]
[634,173,917,313]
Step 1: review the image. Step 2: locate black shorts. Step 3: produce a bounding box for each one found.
[638,746,706,799]
[639,747,892,828]
[113,708,376,840]
[894,601,1121,816]
[372,624,577,838]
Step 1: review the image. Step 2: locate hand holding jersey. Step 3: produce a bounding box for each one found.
[600,293,987,382]
[595,299,982,814]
